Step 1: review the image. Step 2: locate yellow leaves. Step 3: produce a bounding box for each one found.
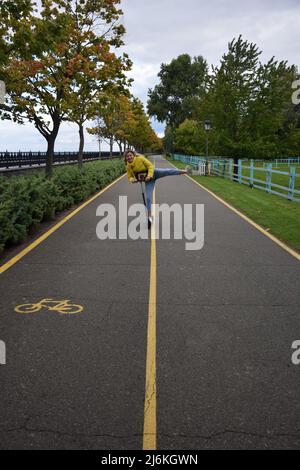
[27,60,45,73]
[65,53,91,78]
[55,42,68,54]
[14,97,29,106]
[101,51,116,63]
[90,93,158,150]
[86,126,99,136]
[7,59,45,83]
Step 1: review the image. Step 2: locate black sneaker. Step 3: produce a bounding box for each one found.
[148,216,153,230]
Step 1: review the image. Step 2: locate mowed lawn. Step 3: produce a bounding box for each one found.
[167,156,300,253]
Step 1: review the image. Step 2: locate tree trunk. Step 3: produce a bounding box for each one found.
[44,114,60,179]
[45,137,55,179]
[110,136,113,159]
[78,123,84,169]
[117,141,122,156]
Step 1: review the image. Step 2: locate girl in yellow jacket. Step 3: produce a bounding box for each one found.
[124,150,188,225]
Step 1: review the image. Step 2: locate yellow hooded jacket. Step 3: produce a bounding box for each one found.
[126,155,154,182]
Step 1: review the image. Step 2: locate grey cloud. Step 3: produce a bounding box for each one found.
[121,0,300,135]
[122,0,300,67]
[1,1,299,149]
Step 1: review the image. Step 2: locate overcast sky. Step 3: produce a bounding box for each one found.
[1,0,299,151]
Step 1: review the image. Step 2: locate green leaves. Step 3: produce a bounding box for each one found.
[208,36,299,157]
[147,54,208,127]
[159,36,300,159]
[175,120,206,156]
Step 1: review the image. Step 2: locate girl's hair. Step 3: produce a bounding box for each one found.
[124,149,136,163]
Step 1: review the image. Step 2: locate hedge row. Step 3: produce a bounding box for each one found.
[0,159,125,254]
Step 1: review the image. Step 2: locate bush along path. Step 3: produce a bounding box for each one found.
[0,159,125,254]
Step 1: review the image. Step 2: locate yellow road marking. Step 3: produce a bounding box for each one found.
[185,175,300,262]
[143,190,157,450]
[0,173,126,274]
[14,298,84,315]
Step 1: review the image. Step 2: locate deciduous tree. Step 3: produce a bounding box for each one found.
[0,0,129,177]
[147,54,208,128]
[61,0,132,168]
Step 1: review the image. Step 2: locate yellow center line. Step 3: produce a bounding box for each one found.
[143,189,157,450]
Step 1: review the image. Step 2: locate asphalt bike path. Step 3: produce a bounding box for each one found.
[0,175,150,450]
[154,155,300,449]
[0,155,300,449]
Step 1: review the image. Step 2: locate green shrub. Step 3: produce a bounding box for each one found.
[0,159,125,254]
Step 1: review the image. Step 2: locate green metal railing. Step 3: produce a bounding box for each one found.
[172,154,300,203]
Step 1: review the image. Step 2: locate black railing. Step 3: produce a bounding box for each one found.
[0,151,121,170]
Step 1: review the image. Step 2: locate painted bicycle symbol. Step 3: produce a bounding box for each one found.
[15,298,84,315]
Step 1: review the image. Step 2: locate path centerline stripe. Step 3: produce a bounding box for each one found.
[0,173,126,274]
[143,189,157,450]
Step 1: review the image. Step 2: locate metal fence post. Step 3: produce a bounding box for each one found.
[238,159,242,184]
[266,163,272,193]
[222,159,226,176]
[288,166,296,200]
[228,159,233,180]
[249,159,254,187]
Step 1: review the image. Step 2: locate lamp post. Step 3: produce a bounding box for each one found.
[96,116,102,159]
[98,134,102,159]
[204,119,211,175]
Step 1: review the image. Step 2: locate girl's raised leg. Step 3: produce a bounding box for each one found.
[153,168,187,180]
